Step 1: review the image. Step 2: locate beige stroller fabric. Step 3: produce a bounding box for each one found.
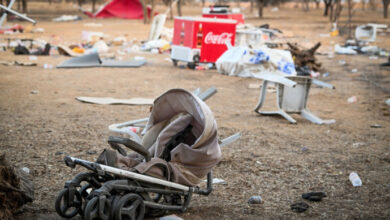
[115,89,221,186]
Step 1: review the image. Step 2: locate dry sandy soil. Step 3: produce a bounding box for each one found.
[1,2,390,219]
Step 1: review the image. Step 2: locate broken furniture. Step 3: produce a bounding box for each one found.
[355,23,388,42]
[147,0,178,41]
[57,53,146,68]
[0,0,36,28]
[254,75,335,124]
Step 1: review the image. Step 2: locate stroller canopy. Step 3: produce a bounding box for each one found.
[131,89,221,186]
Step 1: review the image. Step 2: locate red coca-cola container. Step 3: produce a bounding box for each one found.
[171,17,237,67]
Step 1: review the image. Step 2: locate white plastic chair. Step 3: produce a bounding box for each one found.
[254,75,335,124]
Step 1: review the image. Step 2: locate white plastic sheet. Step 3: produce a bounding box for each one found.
[216,45,297,78]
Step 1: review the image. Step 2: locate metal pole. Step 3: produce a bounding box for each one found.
[0,4,37,25]
[0,0,16,27]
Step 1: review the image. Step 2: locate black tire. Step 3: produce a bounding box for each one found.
[79,183,92,199]
[187,62,196,69]
[114,194,145,220]
[55,188,82,218]
[84,196,111,220]
[172,59,178,66]
[193,55,200,64]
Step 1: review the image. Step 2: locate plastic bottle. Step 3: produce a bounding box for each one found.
[349,172,362,187]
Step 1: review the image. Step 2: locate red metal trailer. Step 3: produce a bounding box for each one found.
[171,17,237,69]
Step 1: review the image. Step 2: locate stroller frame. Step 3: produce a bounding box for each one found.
[55,88,240,220]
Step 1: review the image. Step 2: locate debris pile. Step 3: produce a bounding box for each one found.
[0,154,34,220]
[287,42,322,75]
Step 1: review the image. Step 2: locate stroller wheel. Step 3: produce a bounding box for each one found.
[55,188,82,218]
[114,193,145,220]
[84,196,111,220]
[79,183,93,198]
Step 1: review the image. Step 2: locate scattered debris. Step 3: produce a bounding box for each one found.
[43,64,53,69]
[385,99,390,106]
[86,150,97,155]
[76,97,153,105]
[351,68,358,73]
[291,202,309,213]
[159,214,183,220]
[335,44,357,55]
[370,124,382,128]
[29,55,37,61]
[287,42,322,74]
[30,90,39,94]
[55,151,64,155]
[92,40,110,53]
[84,23,103,27]
[353,142,367,148]
[248,195,263,204]
[58,45,84,57]
[301,146,309,152]
[21,167,30,174]
[347,96,357,103]
[322,72,329,77]
[0,60,37,66]
[203,178,226,184]
[0,24,24,34]
[14,43,51,56]
[57,53,146,68]
[338,60,346,65]
[248,83,261,89]
[31,27,44,33]
[349,172,362,187]
[302,192,326,201]
[216,45,296,77]
[53,15,82,22]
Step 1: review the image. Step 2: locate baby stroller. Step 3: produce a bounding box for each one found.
[55,88,240,220]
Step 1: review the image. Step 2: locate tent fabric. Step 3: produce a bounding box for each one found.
[84,0,151,19]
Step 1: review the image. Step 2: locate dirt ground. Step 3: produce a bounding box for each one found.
[1,2,390,219]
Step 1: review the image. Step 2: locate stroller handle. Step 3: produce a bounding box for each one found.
[108,136,151,161]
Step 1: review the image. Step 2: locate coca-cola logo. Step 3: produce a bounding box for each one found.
[204,32,233,45]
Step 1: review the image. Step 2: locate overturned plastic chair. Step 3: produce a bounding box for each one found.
[254,75,335,124]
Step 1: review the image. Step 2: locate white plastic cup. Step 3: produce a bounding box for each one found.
[349,172,362,187]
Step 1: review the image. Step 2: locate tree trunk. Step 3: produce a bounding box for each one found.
[170,0,174,19]
[150,0,155,22]
[92,0,96,13]
[303,0,309,11]
[257,0,264,18]
[177,0,182,16]
[250,0,254,12]
[384,0,389,18]
[140,0,147,24]
[330,0,342,23]
[347,0,352,38]
[324,0,331,16]
[369,0,376,10]
[22,0,26,13]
